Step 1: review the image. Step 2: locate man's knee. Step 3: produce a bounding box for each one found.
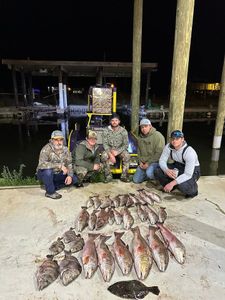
[37,169,53,180]
[154,167,163,179]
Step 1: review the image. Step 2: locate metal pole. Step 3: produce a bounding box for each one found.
[145,71,151,107]
[131,0,143,135]
[58,69,64,111]
[213,55,225,149]
[21,70,28,107]
[12,66,19,106]
[167,0,195,141]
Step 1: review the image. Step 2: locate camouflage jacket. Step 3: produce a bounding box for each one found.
[102,125,129,154]
[36,142,73,177]
[72,140,101,171]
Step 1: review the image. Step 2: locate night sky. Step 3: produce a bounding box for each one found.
[0,0,225,94]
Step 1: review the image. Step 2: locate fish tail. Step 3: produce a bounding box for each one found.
[114,231,124,239]
[88,233,100,240]
[148,286,160,295]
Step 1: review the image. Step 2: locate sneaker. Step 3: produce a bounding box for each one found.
[120,176,131,183]
[45,192,62,199]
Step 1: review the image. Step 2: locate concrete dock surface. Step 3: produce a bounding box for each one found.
[0,176,224,300]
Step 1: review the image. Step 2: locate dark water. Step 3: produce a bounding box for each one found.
[0,117,225,177]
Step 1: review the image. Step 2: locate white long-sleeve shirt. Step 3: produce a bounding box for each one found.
[159,142,200,184]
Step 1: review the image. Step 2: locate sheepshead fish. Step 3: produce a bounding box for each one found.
[100,195,112,209]
[125,195,134,207]
[137,189,154,206]
[107,207,115,225]
[76,206,89,232]
[36,255,59,290]
[68,234,84,253]
[86,197,94,208]
[108,280,160,298]
[131,226,153,280]
[158,207,167,223]
[59,250,82,286]
[113,232,133,275]
[95,235,115,282]
[128,193,140,205]
[88,210,97,230]
[112,195,120,208]
[62,227,77,244]
[111,207,123,225]
[143,205,159,225]
[82,233,99,279]
[91,195,101,209]
[95,208,109,230]
[135,203,148,222]
[157,223,186,264]
[134,193,148,205]
[148,226,169,272]
[121,207,134,230]
[49,237,65,256]
[142,189,161,203]
[118,194,129,207]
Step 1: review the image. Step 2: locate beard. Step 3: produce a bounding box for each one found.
[53,143,63,151]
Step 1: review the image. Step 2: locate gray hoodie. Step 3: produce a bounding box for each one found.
[159,142,200,184]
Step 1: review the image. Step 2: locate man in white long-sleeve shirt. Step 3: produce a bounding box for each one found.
[154,130,200,198]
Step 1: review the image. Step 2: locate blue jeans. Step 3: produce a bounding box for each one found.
[37,169,78,194]
[133,163,159,183]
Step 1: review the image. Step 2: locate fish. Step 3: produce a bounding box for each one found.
[118,194,129,207]
[100,195,112,209]
[76,206,89,232]
[142,189,161,203]
[107,207,115,225]
[135,203,148,222]
[125,195,134,207]
[128,193,141,205]
[158,207,167,223]
[62,227,77,244]
[137,190,154,206]
[86,197,94,208]
[113,232,133,275]
[82,233,99,279]
[95,207,109,230]
[133,193,148,205]
[112,195,120,208]
[91,195,102,209]
[157,223,186,264]
[111,207,123,225]
[67,234,84,253]
[148,226,169,272]
[88,209,97,230]
[131,226,153,280]
[143,205,159,225]
[121,207,134,230]
[36,255,59,290]
[49,237,65,256]
[59,250,82,286]
[108,280,160,298]
[95,235,115,282]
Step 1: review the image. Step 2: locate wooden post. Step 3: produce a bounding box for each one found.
[12,67,19,106]
[21,70,28,107]
[167,0,195,140]
[96,67,103,85]
[145,71,151,107]
[213,55,225,149]
[131,0,143,135]
[28,73,33,106]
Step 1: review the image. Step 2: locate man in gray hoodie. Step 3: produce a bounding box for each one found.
[133,118,165,183]
[154,130,200,198]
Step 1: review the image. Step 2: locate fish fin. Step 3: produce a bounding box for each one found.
[82,255,90,265]
[114,232,124,239]
[148,286,160,295]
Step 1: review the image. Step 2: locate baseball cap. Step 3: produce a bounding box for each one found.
[140,118,151,126]
[170,130,184,138]
[87,130,97,139]
[51,130,64,139]
[110,113,120,120]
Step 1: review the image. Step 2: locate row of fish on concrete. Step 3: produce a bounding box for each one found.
[35,188,186,293]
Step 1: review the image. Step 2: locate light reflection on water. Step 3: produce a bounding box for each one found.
[0,117,224,177]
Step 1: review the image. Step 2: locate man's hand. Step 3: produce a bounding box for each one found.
[140,162,149,170]
[111,150,118,157]
[93,163,101,171]
[163,180,177,193]
[165,168,177,179]
[61,165,68,175]
[65,175,72,185]
[109,153,116,164]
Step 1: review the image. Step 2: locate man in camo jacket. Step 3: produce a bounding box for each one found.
[101,113,130,182]
[36,130,78,199]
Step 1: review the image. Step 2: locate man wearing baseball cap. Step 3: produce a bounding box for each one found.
[133,118,165,184]
[72,130,101,185]
[36,130,78,199]
[154,130,200,198]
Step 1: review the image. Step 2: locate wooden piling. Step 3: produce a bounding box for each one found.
[167,0,195,140]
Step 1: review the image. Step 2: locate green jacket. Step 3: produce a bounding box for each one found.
[137,127,165,164]
[72,140,101,171]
